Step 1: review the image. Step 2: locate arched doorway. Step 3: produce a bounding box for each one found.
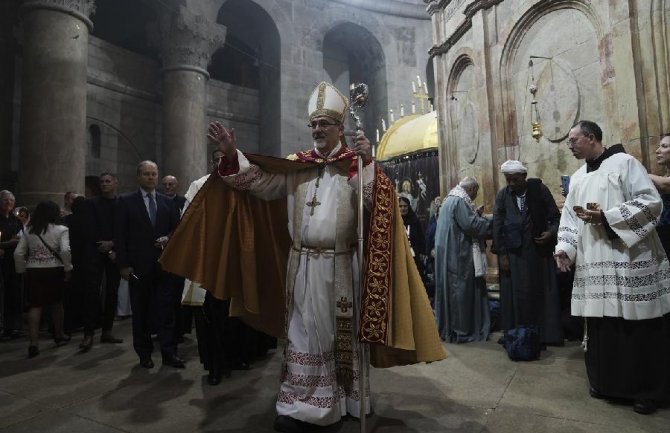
[215,0,281,156]
[322,23,387,142]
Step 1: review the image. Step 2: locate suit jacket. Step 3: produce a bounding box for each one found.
[172,195,186,213]
[115,190,180,276]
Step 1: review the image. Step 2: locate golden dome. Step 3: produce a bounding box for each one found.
[376,111,438,161]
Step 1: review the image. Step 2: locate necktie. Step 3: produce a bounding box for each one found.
[147,193,157,226]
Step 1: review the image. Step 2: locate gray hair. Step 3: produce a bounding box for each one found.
[459,177,479,190]
[136,160,158,176]
[0,190,15,201]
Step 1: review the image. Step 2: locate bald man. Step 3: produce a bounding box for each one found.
[161,175,186,212]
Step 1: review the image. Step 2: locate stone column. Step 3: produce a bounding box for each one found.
[18,0,95,206]
[158,8,224,193]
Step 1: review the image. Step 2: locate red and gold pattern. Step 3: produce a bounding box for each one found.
[359,165,395,344]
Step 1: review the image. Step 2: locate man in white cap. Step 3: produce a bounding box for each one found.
[492,160,563,352]
[161,81,445,432]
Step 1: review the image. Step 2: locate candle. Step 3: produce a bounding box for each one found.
[372,144,376,158]
[417,75,422,88]
[412,81,417,93]
[389,109,394,123]
[430,103,434,112]
[400,104,405,117]
[376,128,380,142]
[381,118,386,131]
[411,102,416,114]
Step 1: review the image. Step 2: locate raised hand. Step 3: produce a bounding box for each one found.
[208,121,237,158]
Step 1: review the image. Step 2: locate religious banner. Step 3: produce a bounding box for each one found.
[378,149,440,227]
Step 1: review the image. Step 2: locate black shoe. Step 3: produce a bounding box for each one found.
[100,334,123,344]
[54,334,71,346]
[589,387,605,399]
[28,345,39,358]
[79,337,93,353]
[162,355,185,368]
[139,358,154,369]
[273,415,307,433]
[207,372,222,386]
[633,400,656,415]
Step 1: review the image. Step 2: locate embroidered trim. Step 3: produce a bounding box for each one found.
[231,164,266,190]
[284,373,337,388]
[286,350,335,367]
[620,204,648,239]
[573,268,670,291]
[558,226,579,235]
[629,200,658,225]
[277,391,339,409]
[575,259,662,271]
[572,285,670,302]
[359,166,393,343]
[557,235,578,248]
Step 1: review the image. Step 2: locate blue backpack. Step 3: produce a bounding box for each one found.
[504,326,541,361]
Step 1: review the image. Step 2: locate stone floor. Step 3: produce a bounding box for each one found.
[0,319,668,433]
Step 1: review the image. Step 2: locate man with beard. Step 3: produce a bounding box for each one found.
[555,120,670,414]
[161,81,445,433]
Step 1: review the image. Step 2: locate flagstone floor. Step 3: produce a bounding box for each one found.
[0,319,667,433]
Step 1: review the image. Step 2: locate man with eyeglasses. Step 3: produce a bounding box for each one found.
[554,120,670,415]
[160,81,445,433]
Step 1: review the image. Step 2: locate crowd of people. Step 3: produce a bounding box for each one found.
[429,121,670,416]
[0,162,274,384]
[1,80,669,432]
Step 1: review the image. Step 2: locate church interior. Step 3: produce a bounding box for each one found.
[0,0,669,431]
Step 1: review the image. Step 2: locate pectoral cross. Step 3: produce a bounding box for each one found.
[337,296,352,313]
[306,196,321,216]
[306,166,325,216]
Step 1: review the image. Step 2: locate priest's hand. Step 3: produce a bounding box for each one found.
[534,231,552,245]
[208,121,237,158]
[351,131,372,163]
[573,206,602,224]
[554,250,572,272]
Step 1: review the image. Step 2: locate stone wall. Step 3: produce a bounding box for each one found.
[85,36,260,192]
[427,0,670,210]
[3,0,435,202]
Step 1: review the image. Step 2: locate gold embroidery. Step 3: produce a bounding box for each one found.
[337,296,353,313]
[335,316,354,394]
[359,166,394,343]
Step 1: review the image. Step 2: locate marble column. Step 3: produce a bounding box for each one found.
[18,0,94,206]
[158,9,224,193]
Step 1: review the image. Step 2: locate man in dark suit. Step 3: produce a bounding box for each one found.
[161,175,186,212]
[115,161,183,369]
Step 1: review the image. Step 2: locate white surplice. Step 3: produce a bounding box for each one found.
[221,145,374,426]
[555,153,670,320]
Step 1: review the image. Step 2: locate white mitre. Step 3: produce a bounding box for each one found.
[307,81,349,123]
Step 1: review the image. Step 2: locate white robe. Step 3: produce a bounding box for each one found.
[555,153,670,320]
[221,145,374,426]
[180,174,210,306]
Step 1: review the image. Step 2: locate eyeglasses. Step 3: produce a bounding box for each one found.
[307,120,339,129]
[566,133,593,147]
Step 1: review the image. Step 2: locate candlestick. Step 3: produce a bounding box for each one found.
[412,81,417,93]
[389,109,394,123]
[376,128,380,142]
[400,104,405,117]
[411,102,416,114]
[417,75,422,88]
[381,118,386,131]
